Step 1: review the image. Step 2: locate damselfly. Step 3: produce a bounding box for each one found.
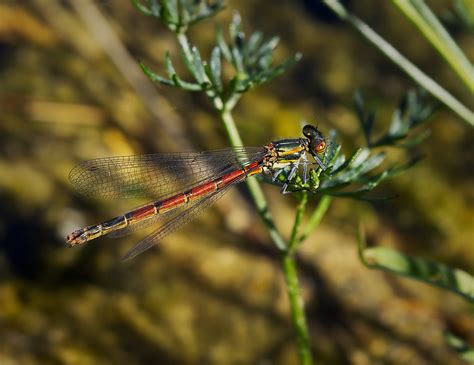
[66,125,327,260]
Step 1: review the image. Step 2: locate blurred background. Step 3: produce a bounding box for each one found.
[0,0,472,364]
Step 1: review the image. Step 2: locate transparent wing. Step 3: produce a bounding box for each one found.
[69,147,265,199]
[121,179,238,261]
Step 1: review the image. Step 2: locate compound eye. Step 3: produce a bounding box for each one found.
[303,125,316,138]
[314,141,326,154]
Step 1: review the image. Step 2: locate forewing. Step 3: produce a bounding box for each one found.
[69,147,265,199]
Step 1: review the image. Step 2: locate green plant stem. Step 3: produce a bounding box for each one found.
[298,195,332,244]
[281,191,314,364]
[289,192,308,252]
[219,108,287,251]
[323,0,474,126]
[283,254,313,365]
[392,0,474,91]
[220,107,314,363]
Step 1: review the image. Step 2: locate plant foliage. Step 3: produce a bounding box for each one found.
[131,0,225,32]
[135,2,300,111]
[358,228,474,303]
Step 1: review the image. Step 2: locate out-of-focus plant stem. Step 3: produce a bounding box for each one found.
[323,0,474,126]
[392,0,474,92]
[283,192,313,365]
[283,254,313,365]
[289,192,308,252]
[299,195,332,244]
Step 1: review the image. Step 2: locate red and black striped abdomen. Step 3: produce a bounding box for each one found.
[66,161,263,246]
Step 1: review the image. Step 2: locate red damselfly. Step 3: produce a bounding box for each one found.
[66,125,327,260]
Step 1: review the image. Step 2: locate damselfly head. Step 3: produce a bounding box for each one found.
[303,124,327,170]
[303,125,326,156]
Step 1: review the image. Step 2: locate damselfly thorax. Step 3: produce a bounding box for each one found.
[65,125,327,260]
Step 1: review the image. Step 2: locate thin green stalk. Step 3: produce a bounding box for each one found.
[283,254,313,365]
[298,195,332,244]
[392,0,474,91]
[323,0,474,126]
[282,191,313,364]
[219,108,287,251]
[288,192,308,253]
[220,107,313,362]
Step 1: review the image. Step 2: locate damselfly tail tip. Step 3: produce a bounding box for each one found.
[65,230,87,247]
